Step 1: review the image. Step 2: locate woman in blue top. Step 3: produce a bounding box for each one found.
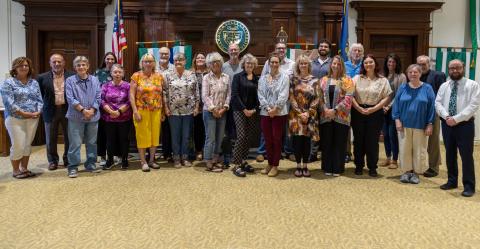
[392,64,435,184]
[1,57,43,179]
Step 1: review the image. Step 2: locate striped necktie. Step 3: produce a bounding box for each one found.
[448,81,457,116]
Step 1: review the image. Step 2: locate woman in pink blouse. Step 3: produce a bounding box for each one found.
[101,64,132,170]
[202,52,231,172]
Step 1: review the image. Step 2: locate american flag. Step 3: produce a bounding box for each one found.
[112,0,127,65]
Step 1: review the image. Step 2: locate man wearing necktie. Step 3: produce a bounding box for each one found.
[435,59,480,197]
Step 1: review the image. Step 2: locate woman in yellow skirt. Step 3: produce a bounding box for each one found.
[130,53,164,172]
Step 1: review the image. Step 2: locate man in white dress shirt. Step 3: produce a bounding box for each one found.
[435,59,480,197]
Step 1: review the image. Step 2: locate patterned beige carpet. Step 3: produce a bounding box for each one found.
[0,144,479,249]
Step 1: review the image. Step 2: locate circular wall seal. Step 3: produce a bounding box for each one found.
[215,19,251,54]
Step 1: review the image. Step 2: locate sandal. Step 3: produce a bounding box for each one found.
[302,168,311,177]
[12,171,29,179]
[21,170,36,177]
[294,167,303,177]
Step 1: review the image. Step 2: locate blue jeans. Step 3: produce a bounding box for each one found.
[67,120,98,170]
[383,112,398,160]
[169,115,193,157]
[257,133,266,155]
[203,111,226,161]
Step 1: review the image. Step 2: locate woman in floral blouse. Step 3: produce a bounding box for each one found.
[202,52,231,172]
[163,53,199,167]
[1,57,43,179]
[101,64,131,170]
[319,55,354,176]
[130,53,164,172]
[288,54,321,177]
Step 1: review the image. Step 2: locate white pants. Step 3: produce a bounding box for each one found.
[398,127,428,173]
[5,116,39,160]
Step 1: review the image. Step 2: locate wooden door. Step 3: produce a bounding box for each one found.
[367,35,416,75]
[41,31,93,73]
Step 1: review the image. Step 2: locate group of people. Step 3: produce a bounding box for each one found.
[2,40,479,197]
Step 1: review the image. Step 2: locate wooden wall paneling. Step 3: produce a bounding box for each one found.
[351,1,443,67]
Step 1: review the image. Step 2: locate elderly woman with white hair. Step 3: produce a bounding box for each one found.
[202,52,231,172]
[65,56,102,178]
[230,53,260,177]
[163,52,199,168]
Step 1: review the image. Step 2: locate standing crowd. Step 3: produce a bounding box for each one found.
[2,40,479,197]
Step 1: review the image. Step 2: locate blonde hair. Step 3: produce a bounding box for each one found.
[139,53,156,72]
[294,54,312,75]
[240,53,258,69]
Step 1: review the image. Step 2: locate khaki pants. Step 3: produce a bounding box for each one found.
[398,128,428,173]
[427,116,441,172]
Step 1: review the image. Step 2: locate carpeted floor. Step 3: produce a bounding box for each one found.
[0,144,479,249]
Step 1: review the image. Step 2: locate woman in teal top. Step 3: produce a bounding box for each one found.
[94,52,117,166]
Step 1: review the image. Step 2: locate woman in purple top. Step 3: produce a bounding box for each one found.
[101,64,132,170]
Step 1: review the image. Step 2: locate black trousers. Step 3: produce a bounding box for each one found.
[351,108,384,170]
[97,119,107,158]
[161,119,172,158]
[441,119,476,191]
[291,135,311,164]
[44,106,69,165]
[105,120,131,160]
[193,113,205,153]
[321,121,349,174]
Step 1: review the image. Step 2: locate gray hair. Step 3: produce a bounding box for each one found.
[416,55,430,64]
[406,64,422,74]
[348,43,364,60]
[173,52,186,61]
[110,63,124,72]
[73,56,89,67]
[206,52,224,68]
[240,53,258,69]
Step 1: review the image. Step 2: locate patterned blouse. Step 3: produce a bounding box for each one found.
[319,76,355,126]
[101,81,132,122]
[258,72,290,116]
[163,70,199,115]
[94,68,112,85]
[288,75,321,141]
[131,71,164,111]
[353,75,392,106]
[1,77,43,119]
[202,71,231,112]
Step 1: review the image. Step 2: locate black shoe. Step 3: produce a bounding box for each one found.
[121,160,129,170]
[241,163,255,173]
[440,183,457,190]
[423,168,438,178]
[345,155,351,163]
[461,190,475,197]
[103,159,114,170]
[233,166,246,177]
[368,169,378,177]
[354,168,363,175]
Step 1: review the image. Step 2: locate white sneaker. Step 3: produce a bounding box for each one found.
[99,157,107,166]
[141,163,150,172]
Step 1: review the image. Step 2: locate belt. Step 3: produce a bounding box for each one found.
[359,104,375,108]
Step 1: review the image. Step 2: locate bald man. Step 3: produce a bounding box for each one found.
[37,54,75,170]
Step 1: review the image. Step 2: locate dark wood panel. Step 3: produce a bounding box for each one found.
[369,35,416,74]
